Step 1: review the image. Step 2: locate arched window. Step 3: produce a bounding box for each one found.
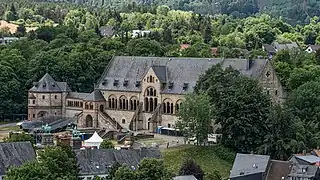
[144,87,158,112]
[85,103,89,109]
[176,99,183,114]
[89,103,93,110]
[108,95,117,109]
[122,119,126,124]
[149,75,153,83]
[163,98,173,114]
[119,95,128,110]
[130,96,139,111]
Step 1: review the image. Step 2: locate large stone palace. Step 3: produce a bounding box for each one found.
[27,56,284,132]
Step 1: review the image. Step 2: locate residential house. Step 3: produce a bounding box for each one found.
[230,153,271,180]
[305,45,320,53]
[287,165,320,180]
[173,175,197,180]
[289,155,320,166]
[0,142,36,180]
[262,41,299,58]
[76,148,161,180]
[230,153,292,180]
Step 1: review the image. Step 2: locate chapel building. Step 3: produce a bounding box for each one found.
[27,56,283,132]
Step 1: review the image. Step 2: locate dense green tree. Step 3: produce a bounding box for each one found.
[257,105,305,160]
[126,38,164,56]
[114,166,136,180]
[136,159,171,180]
[5,161,50,180]
[4,132,35,145]
[100,139,115,149]
[195,64,271,152]
[177,92,214,145]
[179,159,204,180]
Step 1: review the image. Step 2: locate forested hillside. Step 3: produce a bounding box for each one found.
[31,0,320,25]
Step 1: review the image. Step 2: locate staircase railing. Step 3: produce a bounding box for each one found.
[98,111,123,131]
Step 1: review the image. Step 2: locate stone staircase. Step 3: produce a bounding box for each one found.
[150,104,162,132]
[129,103,143,131]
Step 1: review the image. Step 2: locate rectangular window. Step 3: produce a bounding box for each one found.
[33,100,35,104]
[42,95,45,99]
[33,114,35,118]
[54,95,57,99]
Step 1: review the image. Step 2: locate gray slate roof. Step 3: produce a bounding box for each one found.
[29,73,71,93]
[96,56,268,95]
[273,42,298,51]
[173,175,197,180]
[230,153,270,178]
[293,155,320,164]
[67,92,90,100]
[75,148,161,176]
[288,165,319,178]
[0,142,36,176]
[152,66,167,82]
[84,90,105,101]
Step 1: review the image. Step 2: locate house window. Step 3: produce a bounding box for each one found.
[267,90,270,95]
[168,124,171,128]
[122,119,126,124]
[33,100,35,104]
[275,90,278,96]
[42,95,45,99]
[54,95,57,99]
[33,114,35,118]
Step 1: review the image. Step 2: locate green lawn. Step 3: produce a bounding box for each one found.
[0,126,21,132]
[162,145,234,179]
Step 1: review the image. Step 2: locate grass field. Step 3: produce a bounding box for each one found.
[162,145,234,179]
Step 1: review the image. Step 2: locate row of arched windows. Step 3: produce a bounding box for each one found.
[147,75,156,83]
[84,102,94,110]
[163,99,183,114]
[108,95,139,111]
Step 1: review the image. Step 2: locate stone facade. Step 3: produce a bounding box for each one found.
[28,56,284,132]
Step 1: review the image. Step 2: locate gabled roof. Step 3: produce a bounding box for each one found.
[84,90,105,102]
[75,148,161,176]
[173,175,197,180]
[29,73,71,93]
[151,66,167,82]
[96,56,268,95]
[0,142,36,176]
[230,153,270,178]
[293,155,320,164]
[28,93,36,99]
[266,160,292,180]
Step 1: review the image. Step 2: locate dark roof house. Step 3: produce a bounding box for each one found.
[0,142,36,177]
[288,164,320,180]
[96,56,268,95]
[29,73,71,93]
[230,153,270,180]
[75,148,161,177]
[289,155,320,165]
[263,41,299,55]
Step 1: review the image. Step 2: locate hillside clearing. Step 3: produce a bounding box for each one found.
[162,145,234,178]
